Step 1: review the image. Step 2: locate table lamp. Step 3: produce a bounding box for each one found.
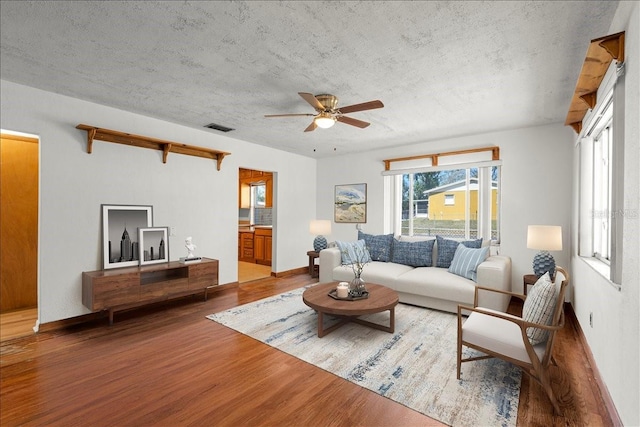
[527,225,562,277]
[310,220,331,252]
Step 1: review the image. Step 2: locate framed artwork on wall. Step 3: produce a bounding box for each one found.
[334,183,367,223]
[138,226,169,266]
[101,204,153,269]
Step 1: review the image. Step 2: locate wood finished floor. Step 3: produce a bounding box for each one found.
[0,307,37,341]
[0,274,614,426]
[238,261,272,283]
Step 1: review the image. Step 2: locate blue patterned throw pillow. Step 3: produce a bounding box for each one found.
[436,236,483,268]
[335,240,371,265]
[358,231,393,262]
[448,244,490,282]
[391,238,435,267]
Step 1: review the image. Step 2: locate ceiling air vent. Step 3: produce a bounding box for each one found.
[204,123,235,133]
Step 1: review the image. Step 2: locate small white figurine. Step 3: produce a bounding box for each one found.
[185,236,197,258]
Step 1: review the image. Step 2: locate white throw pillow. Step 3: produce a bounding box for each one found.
[335,240,371,265]
[448,244,490,282]
[522,272,558,345]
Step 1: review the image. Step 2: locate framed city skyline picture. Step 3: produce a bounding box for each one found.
[102,204,153,269]
[138,226,169,266]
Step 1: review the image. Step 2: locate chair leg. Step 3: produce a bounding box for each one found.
[539,369,562,416]
[457,317,462,379]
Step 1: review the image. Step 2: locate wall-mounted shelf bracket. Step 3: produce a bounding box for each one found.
[565,31,625,133]
[76,124,230,170]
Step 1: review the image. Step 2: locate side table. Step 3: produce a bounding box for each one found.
[307,250,319,278]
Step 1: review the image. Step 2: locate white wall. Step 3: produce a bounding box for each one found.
[316,122,575,293]
[570,2,640,425]
[0,80,318,324]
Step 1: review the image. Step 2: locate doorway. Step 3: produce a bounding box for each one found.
[238,168,274,283]
[1,132,39,341]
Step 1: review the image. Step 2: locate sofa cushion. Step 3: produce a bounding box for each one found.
[394,266,476,305]
[358,231,393,262]
[391,238,435,267]
[436,236,483,268]
[335,240,371,265]
[331,261,414,285]
[448,244,490,282]
[522,272,558,345]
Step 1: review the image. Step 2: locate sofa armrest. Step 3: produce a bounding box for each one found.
[319,247,342,283]
[475,255,512,312]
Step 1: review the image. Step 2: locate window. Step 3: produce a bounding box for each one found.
[249,183,266,224]
[578,81,623,285]
[592,101,613,262]
[395,165,500,241]
[252,183,266,207]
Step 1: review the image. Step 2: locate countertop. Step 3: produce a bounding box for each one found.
[238,225,272,233]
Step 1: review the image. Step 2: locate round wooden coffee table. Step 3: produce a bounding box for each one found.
[302,282,399,338]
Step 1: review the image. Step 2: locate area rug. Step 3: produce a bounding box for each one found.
[206,286,520,426]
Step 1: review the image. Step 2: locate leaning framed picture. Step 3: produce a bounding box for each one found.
[334,183,367,223]
[102,204,153,269]
[138,226,169,266]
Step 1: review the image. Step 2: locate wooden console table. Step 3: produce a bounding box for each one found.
[82,258,218,325]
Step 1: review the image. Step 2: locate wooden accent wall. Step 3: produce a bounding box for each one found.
[1,134,39,311]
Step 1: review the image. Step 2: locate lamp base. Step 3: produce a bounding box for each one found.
[313,236,327,252]
[533,250,556,277]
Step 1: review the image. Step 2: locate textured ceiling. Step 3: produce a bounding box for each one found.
[0,1,618,158]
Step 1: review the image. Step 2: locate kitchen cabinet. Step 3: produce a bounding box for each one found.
[265,174,273,208]
[239,232,255,262]
[254,228,272,266]
[239,181,251,208]
[238,169,273,209]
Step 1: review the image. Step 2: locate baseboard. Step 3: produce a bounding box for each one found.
[38,311,104,333]
[39,282,239,333]
[565,302,623,426]
[273,266,308,278]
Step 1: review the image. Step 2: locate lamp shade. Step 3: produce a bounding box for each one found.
[310,220,331,252]
[309,220,331,236]
[527,225,562,251]
[527,225,562,277]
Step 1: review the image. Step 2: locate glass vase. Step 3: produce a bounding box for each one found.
[349,276,367,297]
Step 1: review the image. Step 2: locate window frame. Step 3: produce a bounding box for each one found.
[590,100,613,264]
[390,164,500,243]
[577,59,623,286]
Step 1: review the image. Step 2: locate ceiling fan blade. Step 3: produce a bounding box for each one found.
[338,100,384,114]
[298,92,325,111]
[264,113,315,118]
[304,120,318,132]
[336,115,370,128]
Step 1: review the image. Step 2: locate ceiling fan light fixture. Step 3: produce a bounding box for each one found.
[315,112,336,129]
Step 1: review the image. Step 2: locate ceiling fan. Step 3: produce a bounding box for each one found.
[264,92,384,132]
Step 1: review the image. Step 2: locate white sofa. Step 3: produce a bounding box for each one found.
[319,237,512,313]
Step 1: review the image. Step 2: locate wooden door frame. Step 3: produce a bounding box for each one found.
[1,131,40,332]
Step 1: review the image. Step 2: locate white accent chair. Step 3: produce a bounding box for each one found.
[457,267,569,415]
